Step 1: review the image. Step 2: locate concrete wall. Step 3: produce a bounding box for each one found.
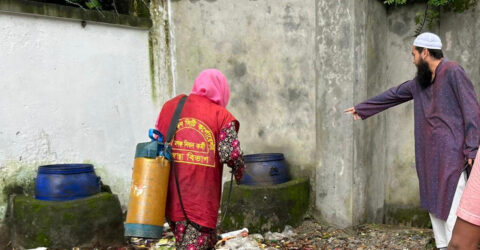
[439,6,480,97]
[169,0,317,182]
[316,1,480,226]
[364,0,389,224]
[168,0,467,227]
[316,0,368,227]
[0,12,162,224]
[382,4,420,222]
[4,0,480,230]
[168,0,386,227]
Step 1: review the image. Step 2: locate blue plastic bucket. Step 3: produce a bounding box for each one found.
[35,164,101,201]
[239,153,290,185]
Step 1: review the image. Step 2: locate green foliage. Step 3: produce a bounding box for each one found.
[65,0,103,10]
[383,0,478,35]
[384,0,407,5]
[85,0,101,9]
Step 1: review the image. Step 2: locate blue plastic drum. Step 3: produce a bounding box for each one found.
[35,164,101,201]
[239,153,290,185]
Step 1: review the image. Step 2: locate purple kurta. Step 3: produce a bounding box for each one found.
[355,59,480,220]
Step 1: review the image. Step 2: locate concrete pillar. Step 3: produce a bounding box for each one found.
[149,0,175,105]
[315,0,370,227]
[363,0,388,224]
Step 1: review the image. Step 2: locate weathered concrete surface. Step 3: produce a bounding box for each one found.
[149,0,175,105]
[0,0,152,28]
[316,0,380,227]
[158,0,480,228]
[364,0,388,224]
[318,1,480,226]
[439,5,480,96]
[168,0,408,227]
[169,0,317,183]
[0,10,162,231]
[385,205,431,228]
[315,0,356,227]
[0,224,8,248]
[382,3,423,223]
[4,0,480,231]
[219,178,309,233]
[9,193,124,249]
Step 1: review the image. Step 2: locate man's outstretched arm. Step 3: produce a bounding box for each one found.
[345,80,415,120]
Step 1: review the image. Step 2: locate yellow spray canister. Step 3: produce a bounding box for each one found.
[125,129,171,238]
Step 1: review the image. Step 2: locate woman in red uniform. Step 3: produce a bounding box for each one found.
[155,69,244,250]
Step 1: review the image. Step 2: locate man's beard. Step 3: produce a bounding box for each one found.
[416,59,433,89]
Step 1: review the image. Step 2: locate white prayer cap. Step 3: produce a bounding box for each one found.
[413,32,442,50]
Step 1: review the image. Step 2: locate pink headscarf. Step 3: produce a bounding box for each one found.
[191,69,230,108]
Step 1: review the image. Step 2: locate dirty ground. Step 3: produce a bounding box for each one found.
[126,218,435,250]
[259,219,435,250]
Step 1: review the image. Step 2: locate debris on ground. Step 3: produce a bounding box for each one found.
[215,219,434,250]
[261,219,435,250]
[219,228,249,239]
[216,235,261,250]
[58,219,434,249]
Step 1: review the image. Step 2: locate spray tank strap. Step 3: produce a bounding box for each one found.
[166,96,188,143]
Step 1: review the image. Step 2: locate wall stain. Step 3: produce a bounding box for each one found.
[258,128,265,137]
[283,4,301,32]
[391,21,408,36]
[287,88,302,101]
[232,41,247,55]
[234,62,247,77]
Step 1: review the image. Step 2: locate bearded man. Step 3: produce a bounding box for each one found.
[345,32,480,249]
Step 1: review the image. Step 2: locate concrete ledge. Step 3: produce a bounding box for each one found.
[220,178,310,233]
[385,206,431,228]
[9,192,124,249]
[0,0,152,29]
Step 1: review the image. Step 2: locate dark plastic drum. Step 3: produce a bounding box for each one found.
[239,153,290,185]
[35,164,101,201]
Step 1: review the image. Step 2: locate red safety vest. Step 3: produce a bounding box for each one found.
[155,94,238,229]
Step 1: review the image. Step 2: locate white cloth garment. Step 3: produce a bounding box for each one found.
[429,171,467,248]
